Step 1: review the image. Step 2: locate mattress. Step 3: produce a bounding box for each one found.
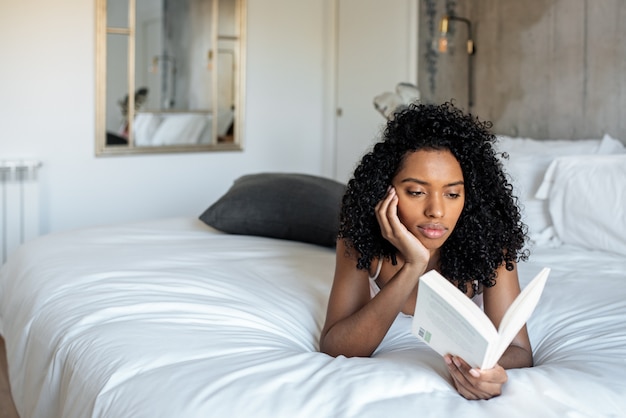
[1,217,625,417]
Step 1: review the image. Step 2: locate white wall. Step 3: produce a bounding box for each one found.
[0,0,332,236]
[334,0,418,183]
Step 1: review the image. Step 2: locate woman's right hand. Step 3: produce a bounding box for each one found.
[375,186,430,268]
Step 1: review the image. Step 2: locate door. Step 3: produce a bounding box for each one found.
[334,0,417,183]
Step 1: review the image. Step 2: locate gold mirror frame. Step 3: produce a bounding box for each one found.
[95,0,246,156]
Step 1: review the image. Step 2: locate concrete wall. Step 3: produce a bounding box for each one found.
[418,0,626,141]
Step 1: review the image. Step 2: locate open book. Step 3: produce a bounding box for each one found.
[411,267,550,370]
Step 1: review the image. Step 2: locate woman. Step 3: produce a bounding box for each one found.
[320,102,530,400]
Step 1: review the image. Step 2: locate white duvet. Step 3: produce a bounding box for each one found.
[1,217,625,418]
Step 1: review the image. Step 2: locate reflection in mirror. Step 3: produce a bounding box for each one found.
[96,0,246,155]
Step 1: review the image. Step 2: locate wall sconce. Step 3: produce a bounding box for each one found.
[150,55,177,75]
[149,55,177,109]
[437,15,475,108]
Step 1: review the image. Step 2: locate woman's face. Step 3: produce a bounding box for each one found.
[391,149,465,251]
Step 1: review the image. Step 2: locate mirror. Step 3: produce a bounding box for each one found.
[96,0,246,155]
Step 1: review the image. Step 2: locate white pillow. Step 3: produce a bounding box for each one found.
[151,114,208,146]
[134,113,163,146]
[496,135,604,157]
[495,134,624,242]
[535,154,626,256]
[597,133,626,154]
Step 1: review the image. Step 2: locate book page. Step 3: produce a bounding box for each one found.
[483,267,550,369]
[412,271,494,368]
[412,268,550,370]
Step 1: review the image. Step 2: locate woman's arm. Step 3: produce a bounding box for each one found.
[320,187,430,357]
[319,239,423,357]
[482,262,533,369]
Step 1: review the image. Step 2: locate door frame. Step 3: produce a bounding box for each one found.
[321,0,418,180]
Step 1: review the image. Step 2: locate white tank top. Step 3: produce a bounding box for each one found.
[368,258,384,298]
[368,258,484,308]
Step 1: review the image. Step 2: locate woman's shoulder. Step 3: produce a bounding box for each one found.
[334,239,370,278]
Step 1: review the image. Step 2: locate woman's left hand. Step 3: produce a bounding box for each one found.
[444,355,508,400]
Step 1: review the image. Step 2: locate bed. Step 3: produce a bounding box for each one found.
[1,137,626,418]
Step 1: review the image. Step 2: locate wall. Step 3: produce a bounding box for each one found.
[8,0,621,254]
[334,0,418,183]
[0,0,332,236]
[418,0,626,141]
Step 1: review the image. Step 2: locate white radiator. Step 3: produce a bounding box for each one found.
[1,160,41,264]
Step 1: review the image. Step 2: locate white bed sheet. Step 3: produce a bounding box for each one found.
[1,217,625,418]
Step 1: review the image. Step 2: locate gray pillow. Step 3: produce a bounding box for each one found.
[199,173,346,247]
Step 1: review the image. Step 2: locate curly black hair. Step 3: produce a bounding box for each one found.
[339,101,528,292]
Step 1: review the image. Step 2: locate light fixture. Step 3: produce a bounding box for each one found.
[149,55,177,109]
[373,82,420,120]
[437,15,475,108]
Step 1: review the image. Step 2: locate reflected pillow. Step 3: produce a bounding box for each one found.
[134,113,163,146]
[199,173,346,247]
[151,114,208,146]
